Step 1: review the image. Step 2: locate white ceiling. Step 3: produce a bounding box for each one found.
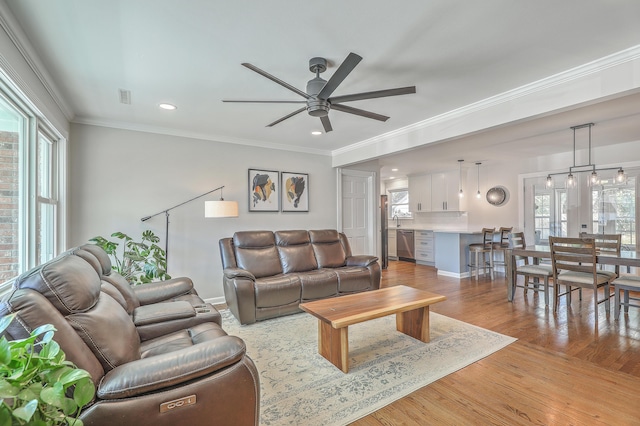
[3,0,640,178]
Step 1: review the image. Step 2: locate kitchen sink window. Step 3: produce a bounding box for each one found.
[390,189,412,218]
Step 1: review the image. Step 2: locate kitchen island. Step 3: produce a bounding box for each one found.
[433,230,483,278]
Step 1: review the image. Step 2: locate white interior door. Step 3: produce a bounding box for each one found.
[338,169,376,256]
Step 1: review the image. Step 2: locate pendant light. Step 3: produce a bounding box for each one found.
[475,162,482,199]
[458,159,464,198]
[546,123,626,188]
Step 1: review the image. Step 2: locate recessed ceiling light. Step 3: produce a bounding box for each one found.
[389,176,395,179]
[311,131,322,135]
[159,103,177,110]
[391,168,398,172]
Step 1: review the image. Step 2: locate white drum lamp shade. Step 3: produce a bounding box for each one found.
[205,200,239,218]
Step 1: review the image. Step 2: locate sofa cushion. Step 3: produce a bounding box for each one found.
[297,270,338,301]
[276,230,318,273]
[14,255,101,314]
[67,293,141,371]
[234,231,283,278]
[334,266,374,293]
[254,275,301,308]
[309,230,347,268]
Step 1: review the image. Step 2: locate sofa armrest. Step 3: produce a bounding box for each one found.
[132,301,195,326]
[133,277,196,305]
[97,335,246,399]
[223,267,256,281]
[346,255,379,267]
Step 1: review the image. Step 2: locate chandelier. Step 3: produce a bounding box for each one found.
[545,123,625,188]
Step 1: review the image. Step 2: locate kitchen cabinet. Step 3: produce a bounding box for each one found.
[431,170,460,211]
[415,230,434,265]
[388,229,397,259]
[408,174,431,212]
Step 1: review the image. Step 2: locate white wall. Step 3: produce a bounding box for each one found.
[69,123,337,301]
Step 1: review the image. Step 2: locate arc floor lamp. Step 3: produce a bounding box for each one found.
[141,185,238,266]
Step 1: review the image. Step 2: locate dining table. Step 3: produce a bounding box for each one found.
[505,245,640,302]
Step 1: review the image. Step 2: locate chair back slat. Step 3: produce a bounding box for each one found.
[550,236,597,276]
[509,232,528,263]
[579,233,621,254]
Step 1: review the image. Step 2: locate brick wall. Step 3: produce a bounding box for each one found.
[0,131,19,283]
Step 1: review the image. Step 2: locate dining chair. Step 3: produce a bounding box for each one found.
[611,275,640,318]
[492,227,513,273]
[579,232,622,279]
[509,232,553,308]
[468,228,495,280]
[549,236,614,314]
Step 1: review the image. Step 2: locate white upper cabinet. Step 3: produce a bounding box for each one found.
[408,174,432,213]
[431,170,460,211]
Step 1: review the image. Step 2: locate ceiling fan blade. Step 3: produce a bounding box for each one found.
[317,52,362,100]
[222,99,306,103]
[242,63,310,99]
[331,104,389,122]
[329,86,416,104]
[266,107,306,127]
[320,116,333,133]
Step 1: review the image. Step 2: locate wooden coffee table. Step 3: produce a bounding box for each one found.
[299,285,446,373]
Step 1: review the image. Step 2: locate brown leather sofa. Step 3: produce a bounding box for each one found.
[0,246,260,426]
[219,229,381,325]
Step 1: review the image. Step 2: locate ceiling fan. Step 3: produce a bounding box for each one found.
[223,52,416,133]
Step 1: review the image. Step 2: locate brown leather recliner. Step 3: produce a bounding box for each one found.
[72,244,222,340]
[1,250,260,426]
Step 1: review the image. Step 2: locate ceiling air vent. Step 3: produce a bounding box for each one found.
[119,89,131,105]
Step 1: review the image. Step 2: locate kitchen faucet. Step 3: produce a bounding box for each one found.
[393,214,400,227]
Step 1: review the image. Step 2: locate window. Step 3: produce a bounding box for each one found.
[389,189,411,218]
[525,170,638,249]
[0,72,64,287]
[592,177,636,248]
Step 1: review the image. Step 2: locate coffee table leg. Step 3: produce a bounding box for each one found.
[318,320,349,373]
[396,306,430,342]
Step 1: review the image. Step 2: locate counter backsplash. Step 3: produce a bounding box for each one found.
[389,212,469,231]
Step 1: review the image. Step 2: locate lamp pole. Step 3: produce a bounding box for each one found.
[141,185,226,266]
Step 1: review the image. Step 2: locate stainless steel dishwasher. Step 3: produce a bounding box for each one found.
[397,230,415,262]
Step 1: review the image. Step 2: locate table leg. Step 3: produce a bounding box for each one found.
[318,320,349,373]
[506,249,514,302]
[396,306,430,342]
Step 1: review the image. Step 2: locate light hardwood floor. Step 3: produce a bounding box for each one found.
[351,261,640,425]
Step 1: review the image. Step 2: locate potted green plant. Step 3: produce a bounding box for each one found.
[0,314,95,425]
[89,230,170,285]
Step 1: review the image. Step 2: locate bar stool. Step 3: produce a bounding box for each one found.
[468,228,495,280]
[492,227,513,274]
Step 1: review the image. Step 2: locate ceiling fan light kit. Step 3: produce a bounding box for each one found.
[223,52,416,133]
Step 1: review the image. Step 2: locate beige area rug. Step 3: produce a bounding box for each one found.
[221,310,516,426]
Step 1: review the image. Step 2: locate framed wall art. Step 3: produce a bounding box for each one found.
[248,169,279,212]
[281,171,309,212]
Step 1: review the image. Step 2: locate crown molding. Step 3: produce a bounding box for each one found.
[72,116,333,157]
[332,44,640,158]
[0,2,74,121]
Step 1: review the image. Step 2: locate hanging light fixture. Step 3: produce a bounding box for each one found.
[458,159,464,198]
[475,162,482,198]
[546,123,626,188]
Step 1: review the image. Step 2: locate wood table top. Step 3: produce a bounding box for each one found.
[299,285,446,329]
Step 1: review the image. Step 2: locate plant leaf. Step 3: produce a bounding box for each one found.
[73,378,95,408]
[0,315,15,336]
[12,398,38,422]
